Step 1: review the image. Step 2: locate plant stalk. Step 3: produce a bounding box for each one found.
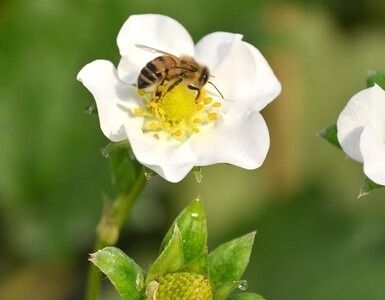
[85,168,147,300]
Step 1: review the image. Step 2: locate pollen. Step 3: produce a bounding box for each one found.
[134,84,222,141]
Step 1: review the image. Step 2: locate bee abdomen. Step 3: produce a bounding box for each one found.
[137,56,177,89]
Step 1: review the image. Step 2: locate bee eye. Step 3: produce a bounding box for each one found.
[202,73,208,84]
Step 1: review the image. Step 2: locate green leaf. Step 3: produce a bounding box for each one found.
[108,145,142,194]
[90,247,144,300]
[229,293,266,300]
[160,199,208,268]
[209,232,256,300]
[367,71,385,89]
[319,124,341,149]
[146,226,184,284]
[358,176,384,198]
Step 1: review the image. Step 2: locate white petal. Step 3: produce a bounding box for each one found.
[77,60,132,142]
[195,32,243,71]
[360,127,385,185]
[195,32,281,110]
[191,111,270,169]
[244,42,282,111]
[117,14,194,83]
[337,85,385,162]
[117,56,138,85]
[123,122,197,183]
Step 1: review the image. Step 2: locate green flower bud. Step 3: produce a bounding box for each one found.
[146,272,213,300]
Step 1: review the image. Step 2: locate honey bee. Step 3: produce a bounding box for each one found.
[136,44,223,101]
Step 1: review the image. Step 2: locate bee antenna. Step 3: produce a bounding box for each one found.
[208,81,224,99]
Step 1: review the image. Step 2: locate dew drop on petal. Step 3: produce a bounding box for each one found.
[237,280,248,291]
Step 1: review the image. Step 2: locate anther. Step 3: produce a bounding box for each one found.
[173,130,182,137]
[208,113,218,121]
[134,108,144,116]
[203,98,213,105]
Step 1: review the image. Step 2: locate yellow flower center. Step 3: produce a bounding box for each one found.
[159,86,197,122]
[133,84,221,140]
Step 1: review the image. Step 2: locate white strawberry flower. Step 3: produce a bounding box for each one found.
[337,84,385,185]
[77,14,281,182]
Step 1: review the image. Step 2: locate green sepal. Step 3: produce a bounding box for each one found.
[209,232,256,300]
[367,71,385,89]
[107,144,142,194]
[102,141,130,158]
[160,199,208,269]
[319,124,341,149]
[146,225,184,284]
[358,176,384,198]
[214,282,239,300]
[90,247,145,300]
[181,250,209,276]
[229,293,266,300]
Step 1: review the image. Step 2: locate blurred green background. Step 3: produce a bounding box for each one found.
[1,0,385,299]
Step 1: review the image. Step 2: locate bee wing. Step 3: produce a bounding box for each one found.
[135,44,177,57]
[174,65,198,72]
[178,62,198,72]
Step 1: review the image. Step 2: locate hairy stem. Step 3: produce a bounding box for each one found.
[85,168,147,300]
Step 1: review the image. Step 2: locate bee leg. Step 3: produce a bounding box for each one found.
[166,77,183,93]
[187,85,200,102]
[154,87,162,101]
[153,77,167,101]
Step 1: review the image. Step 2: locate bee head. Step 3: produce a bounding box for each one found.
[198,67,210,87]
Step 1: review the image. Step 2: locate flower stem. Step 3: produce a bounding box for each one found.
[85,167,147,300]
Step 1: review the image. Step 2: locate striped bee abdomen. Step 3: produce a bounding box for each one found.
[137,55,177,89]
